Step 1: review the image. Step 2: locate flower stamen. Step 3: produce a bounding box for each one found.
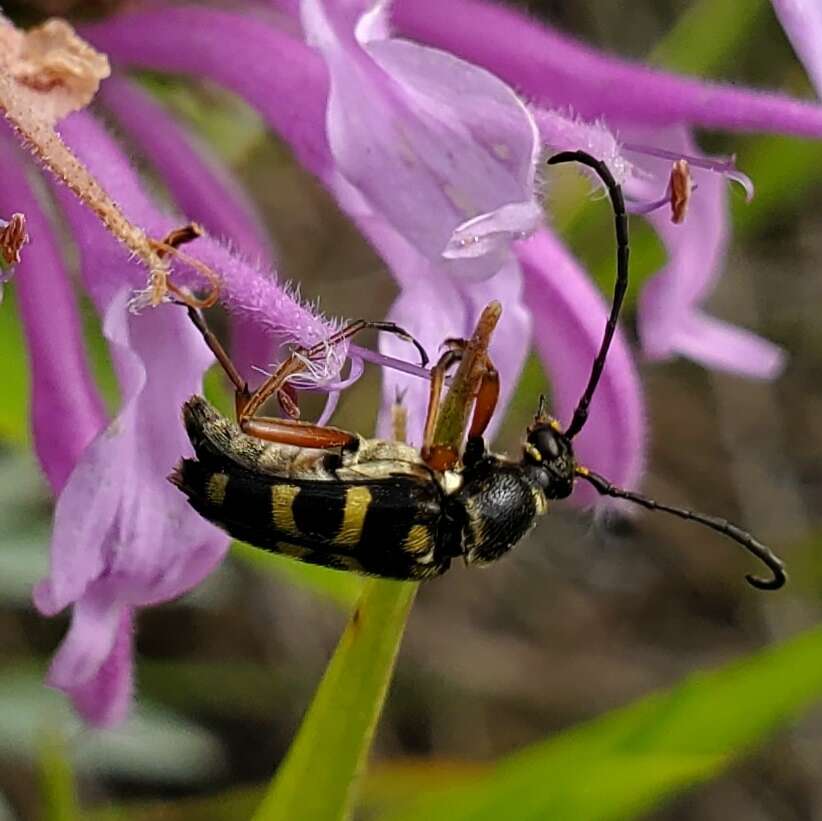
[0,212,28,271]
[626,158,695,224]
[622,142,754,202]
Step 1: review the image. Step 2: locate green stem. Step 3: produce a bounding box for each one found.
[252,580,417,821]
[254,303,502,821]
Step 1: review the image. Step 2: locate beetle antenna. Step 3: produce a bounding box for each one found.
[575,466,787,591]
[547,150,629,439]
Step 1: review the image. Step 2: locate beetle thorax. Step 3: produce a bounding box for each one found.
[456,457,547,566]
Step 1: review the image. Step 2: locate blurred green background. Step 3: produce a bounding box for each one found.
[2,1,822,819]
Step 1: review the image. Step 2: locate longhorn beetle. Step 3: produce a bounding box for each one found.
[169,151,786,590]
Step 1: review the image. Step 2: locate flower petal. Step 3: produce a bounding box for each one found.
[669,312,785,380]
[63,607,134,728]
[100,76,272,262]
[104,299,231,604]
[444,201,542,263]
[517,229,645,501]
[772,0,822,95]
[632,127,785,378]
[56,110,336,350]
[86,8,332,178]
[0,127,106,494]
[98,75,277,380]
[376,248,530,446]
[301,0,540,279]
[47,580,123,690]
[534,108,631,186]
[32,288,146,616]
[391,0,822,138]
[377,276,467,446]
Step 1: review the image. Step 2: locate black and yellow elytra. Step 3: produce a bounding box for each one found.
[170,397,573,580]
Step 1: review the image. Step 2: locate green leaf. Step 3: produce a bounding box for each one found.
[252,580,417,821]
[0,292,30,445]
[383,626,822,821]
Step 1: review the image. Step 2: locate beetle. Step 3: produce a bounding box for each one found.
[169,151,786,590]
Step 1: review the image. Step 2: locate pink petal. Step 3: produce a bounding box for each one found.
[47,581,124,690]
[517,229,645,502]
[56,111,335,349]
[632,127,785,378]
[670,313,785,380]
[65,608,134,728]
[445,202,543,264]
[33,288,143,616]
[99,76,272,261]
[390,0,822,138]
[104,300,229,604]
[301,0,540,279]
[377,278,467,446]
[98,75,277,381]
[533,108,631,186]
[772,0,822,95]
[86,9,332,179]
[0,127,106,494]
[376,251,530,447]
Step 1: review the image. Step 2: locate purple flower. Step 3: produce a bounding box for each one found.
[87,0,822,485]
[772,0,822,95]
[387,0,806,379]
[626,127,785,378]
[0,15,344,725]
[4,1,822,726]
[301,0,542,281]
[85,0,637,488]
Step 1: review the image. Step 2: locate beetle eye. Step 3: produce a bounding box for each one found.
[530,427,561,459]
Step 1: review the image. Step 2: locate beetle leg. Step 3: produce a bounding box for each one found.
[180,308,316,428]
[466,356,500,441]
[154,222,220,309]
[239,319,427,421]
[241,416,359,449]
[178,297,426,450]
[459,355,499,468]
[421,342,465,471]
[422,341,499,471]
[183,303,250,403]
[182,309,361,449]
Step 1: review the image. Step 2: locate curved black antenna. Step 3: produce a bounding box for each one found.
[547,150,629,439]
[575,467,787,590]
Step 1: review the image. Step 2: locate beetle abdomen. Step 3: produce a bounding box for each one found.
[171,456,455,580]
